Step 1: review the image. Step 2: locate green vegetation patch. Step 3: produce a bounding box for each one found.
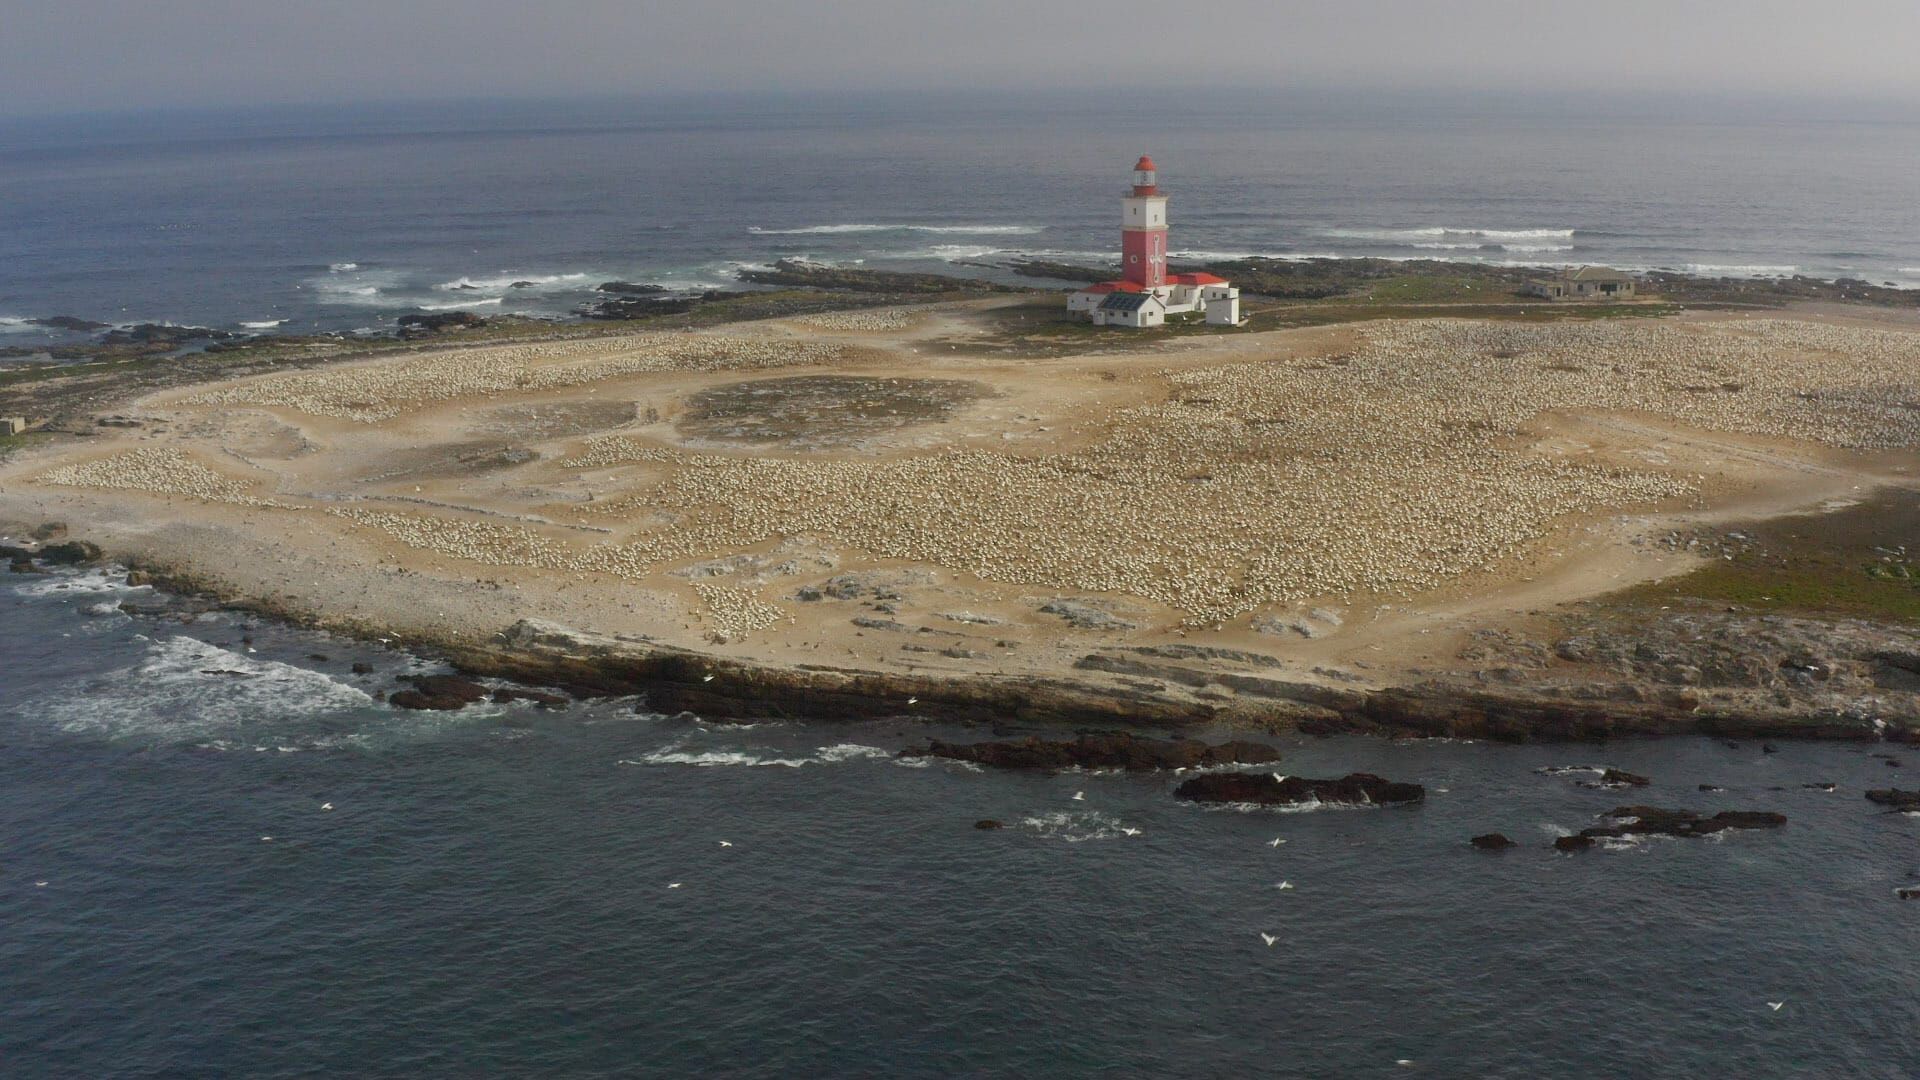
[1607,489,1920,622]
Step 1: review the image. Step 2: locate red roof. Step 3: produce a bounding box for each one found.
[1083,281,1143,293]
[1134,155,1156,172]
[1167,272,1228,286]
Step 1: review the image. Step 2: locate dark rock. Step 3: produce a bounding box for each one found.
[308,653,330,663]
[39,540,103,565]
[29,316,109,332]
[125,569,153,587]
[1601,768,1652,787]
[1555,805,1787,849]
[1803,782,1836,791]
[1173,771,1424,807]
[31,522,67,541]
[1698,784,1724,792]
[391,673,490,710]
[597,281,668,295]
[1554,834,1597,852]
[350,662,374,675]
[397,311,487,333]
[1470,833,1517,850]
[9,558,40,574]
[101,323,234,346]
[1762,743,1779,754]
[509,281,539,289]
[907,732,1280,773]
[1866,788,1920,810]
[974,819,1004,830]
[1897,886,1920,900]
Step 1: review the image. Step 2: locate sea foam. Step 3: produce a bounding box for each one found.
[750,223,1042,236]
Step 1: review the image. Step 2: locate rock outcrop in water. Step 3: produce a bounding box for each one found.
[389,674,491,711]
[905,732,1280,772]
[1553,805,1787,851]
[1173,771,1425,807]
[1470,833,1517,850]
[1866,788,1920,810]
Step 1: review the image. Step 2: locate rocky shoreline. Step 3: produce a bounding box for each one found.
[11,539,1912,746]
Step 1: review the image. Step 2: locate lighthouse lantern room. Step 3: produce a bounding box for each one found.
[1068,156,1242,329]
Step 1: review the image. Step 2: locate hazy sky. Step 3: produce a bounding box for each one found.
[5,0,1920,116]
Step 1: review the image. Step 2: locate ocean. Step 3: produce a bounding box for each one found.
[5,567,1920,1077]
[2,92,1920,347]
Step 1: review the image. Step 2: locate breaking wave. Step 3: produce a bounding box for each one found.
[750,223,1043,236]
[623,741,894,768]
[32,635,377,746]
[239,319,284,330]
[432,273,594,293]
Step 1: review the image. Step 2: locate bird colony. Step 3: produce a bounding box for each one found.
[186,334,853,423]
[35,447,278,507]
[37,318,1920,631]
[791,309,918,332]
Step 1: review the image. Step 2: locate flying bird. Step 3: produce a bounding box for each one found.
[1268,837,1287,847]
[1120,827,1141,836]
[319,802,333,811]
[907,697,918,705]
[261,836,274,842]
[1260,933,1277,947]
[718,840,732,847]
[702,674,714,682]
[1768,1001,1784,1011]
[1071,791,1085,801]
[668,883,683,889]
[1275,881,1294,891]
[34,881,48,888]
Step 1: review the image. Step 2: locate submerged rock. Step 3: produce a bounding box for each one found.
[906,732,1280,773]
[1866,788,1920,810]
[1173,771,1425,807]
[390,674,490,711]
[974,819,1005,830]
[1470,833,1517,850]
[1553,805,1787,850]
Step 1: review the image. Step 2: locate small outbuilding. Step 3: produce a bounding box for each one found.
[0,417,28,436]
[1092,291,1167,329]
[1523,266,1637,301]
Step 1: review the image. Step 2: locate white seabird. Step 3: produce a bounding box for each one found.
[1260,933,1278,947]
[1071,791,1085,801]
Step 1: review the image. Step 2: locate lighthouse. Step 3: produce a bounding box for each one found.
[1121,155,1168,288]
[1067,156,1242,329]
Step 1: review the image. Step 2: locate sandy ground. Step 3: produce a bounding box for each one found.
[4,299,1918,707]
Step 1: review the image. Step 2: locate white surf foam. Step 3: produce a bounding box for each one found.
[328,262,360,272]
[432,272,594,293]
[1019,810,1138,842]
[239,319,284,330]
[37,636,375,743]
[415,298,504,311]
[750,223,1042,236]
[1679,263,1799,278]
[0,316,36,333]
[12,568,149,598]
[1325,226,1576,243]
[625,740,894,768]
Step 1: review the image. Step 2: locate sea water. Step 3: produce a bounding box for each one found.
[2,91,1919,346]
[4,566,1919,1077]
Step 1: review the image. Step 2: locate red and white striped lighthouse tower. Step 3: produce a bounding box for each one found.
[1120,155,1168,288]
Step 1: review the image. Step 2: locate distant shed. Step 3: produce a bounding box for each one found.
[0,417,27,436]
[1524,266,1638,301]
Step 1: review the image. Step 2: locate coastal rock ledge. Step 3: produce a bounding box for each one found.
[1552,805,1787,851]
[1173,772,1425,807]
[903,732,1281,772]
